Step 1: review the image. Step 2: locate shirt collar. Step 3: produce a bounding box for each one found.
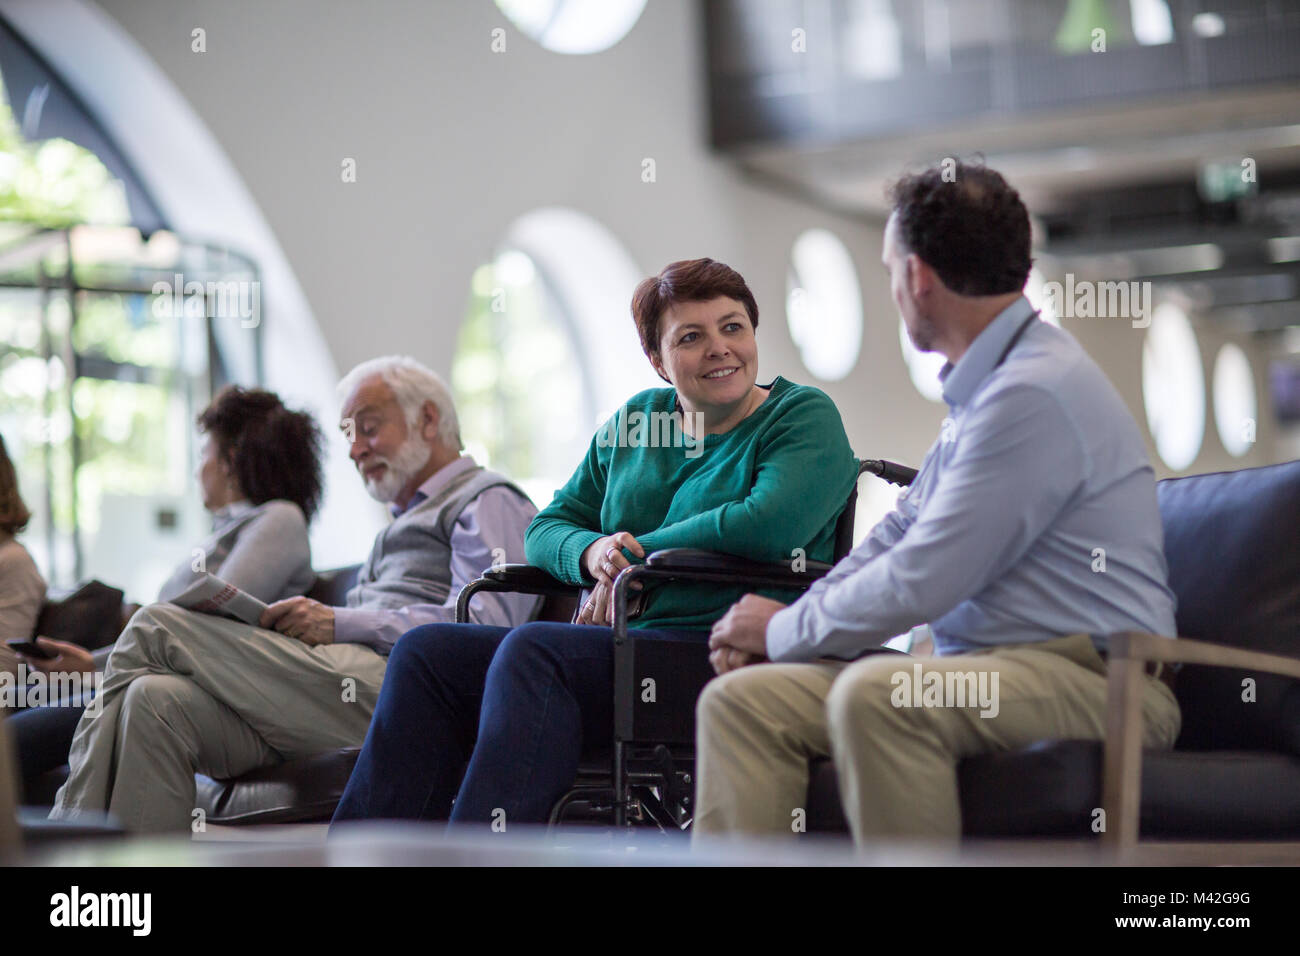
[389,455,477,519]
[212,498,255,530]
[939,296,1036,409]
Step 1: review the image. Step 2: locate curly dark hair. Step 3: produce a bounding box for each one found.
[197,387,324,523]
[631,258,759,382]
[887,161,1032,296]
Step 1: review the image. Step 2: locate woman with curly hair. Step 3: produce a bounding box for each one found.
[156,385,325,604]
[9,386,326,800]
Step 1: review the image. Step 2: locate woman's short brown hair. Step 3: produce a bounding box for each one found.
[631,258,759,380]
[0,432,32,535]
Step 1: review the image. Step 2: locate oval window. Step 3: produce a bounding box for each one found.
[1141,302,1205,471]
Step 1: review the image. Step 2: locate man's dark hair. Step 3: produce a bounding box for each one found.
[887,161,1032,296]
[197,387,325,523]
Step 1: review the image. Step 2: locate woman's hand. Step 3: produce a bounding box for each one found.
[581,531,645,585]
[22,637,96,677]
[576,577,615,627]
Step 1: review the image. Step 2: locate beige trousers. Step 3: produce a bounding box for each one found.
[693,634,1180,845]
[50,602,387,833]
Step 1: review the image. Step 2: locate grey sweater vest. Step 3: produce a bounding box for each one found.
[345,465,529,611]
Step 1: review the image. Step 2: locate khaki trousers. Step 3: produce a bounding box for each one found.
[50,603,387,833]
[693,634,1180,845]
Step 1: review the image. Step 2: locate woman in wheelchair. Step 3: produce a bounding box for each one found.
[331,257,857,827]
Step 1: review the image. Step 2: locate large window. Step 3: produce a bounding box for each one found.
[0,70,261,600]
[1213,342,1257,458]
[453,249,594,510]
[899,317,947,403]
[452,208,656,509]
[1141,302,1205,471]
[0,226,261,599]
[786,228,864,382]
[495,0,647,54]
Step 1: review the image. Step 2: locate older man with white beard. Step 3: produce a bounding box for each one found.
[50,356,539,833]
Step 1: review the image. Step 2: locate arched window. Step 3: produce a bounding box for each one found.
[452,208,656,507]
[1212,342,1256,458]
[495,0,647,54]
[1141,302,1205,471]
[786,228,863,382]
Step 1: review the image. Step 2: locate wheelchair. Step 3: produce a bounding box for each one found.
[455,458,918,830]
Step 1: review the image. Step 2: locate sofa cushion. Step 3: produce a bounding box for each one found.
[957,740,1300,838]
[195,748,360,825]
[26,750,362,828]
[304,566,362,607]
[806,743,1300,839]
[1158,459,1300,752]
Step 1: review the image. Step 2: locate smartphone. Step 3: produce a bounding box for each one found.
[5,638,56,660]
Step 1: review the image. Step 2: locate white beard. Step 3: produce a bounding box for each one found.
[362,435,433,504]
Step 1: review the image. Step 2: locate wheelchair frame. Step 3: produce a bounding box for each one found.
[454,458,917,829]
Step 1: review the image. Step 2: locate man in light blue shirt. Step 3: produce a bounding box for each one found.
[695,162,1182,845]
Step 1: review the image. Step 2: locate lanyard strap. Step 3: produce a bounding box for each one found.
[993,311,1040,370]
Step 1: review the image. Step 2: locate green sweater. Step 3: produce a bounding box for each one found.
[524,376,857,630]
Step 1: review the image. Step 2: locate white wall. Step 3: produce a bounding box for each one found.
[34,0,1288,566]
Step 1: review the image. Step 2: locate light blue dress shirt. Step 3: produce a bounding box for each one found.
[767,296,1177,662]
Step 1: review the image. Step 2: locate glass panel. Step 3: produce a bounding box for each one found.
[0,64,257,600]
[72,375,208,601]
[72,291,176,368]
[453,252,589,510]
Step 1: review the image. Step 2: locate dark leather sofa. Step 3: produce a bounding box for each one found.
[805,458,1300,840]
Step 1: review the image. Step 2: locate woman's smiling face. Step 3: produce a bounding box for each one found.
[651,296,758,415]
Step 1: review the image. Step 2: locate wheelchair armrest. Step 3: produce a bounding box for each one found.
[456,565,581,624]
[643,548,832,581]
[480,563,579,592]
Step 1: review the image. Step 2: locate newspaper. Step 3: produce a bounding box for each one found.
[168,574,268,626]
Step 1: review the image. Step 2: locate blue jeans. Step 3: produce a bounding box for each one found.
[8,696,90,803]
[331,621,704,826]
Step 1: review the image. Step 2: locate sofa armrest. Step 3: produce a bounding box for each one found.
[1101,631,1300,855]
[1107,631,1300,680]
